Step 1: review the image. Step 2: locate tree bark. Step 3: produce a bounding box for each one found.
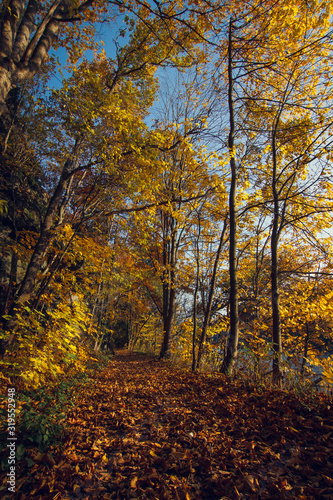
[221,19,239,376]
[271,124,283,387]
[301,321,310,377]
[195,216,227,371]
[159,212,177,359]
[192,215,201,372]
[0,136,84,357]
[0,0,94,114]
[14,136,84,306]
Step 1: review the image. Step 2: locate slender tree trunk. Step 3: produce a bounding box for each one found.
[33,224,81,309]
[127,300,132,348]
[252,224,268,381]
[196,217,227,371]
[159,215,177,359]
[301,321,310,377]
[160,279,176,358]
[301,273,312,376]
[271,127,283,387]
[221,20,239,376]
[192,279,198,371]
[161,217,170,357]
[94,332,105,352]
[192,216,201,372]
[162,215,170,348]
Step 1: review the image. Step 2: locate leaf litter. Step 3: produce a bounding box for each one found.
[1,350,332,499]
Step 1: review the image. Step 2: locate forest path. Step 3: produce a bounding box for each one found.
[9,350,333,499]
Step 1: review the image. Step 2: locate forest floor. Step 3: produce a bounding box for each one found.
[1,349,333,500]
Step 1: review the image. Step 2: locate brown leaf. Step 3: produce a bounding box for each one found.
[130,476,138,488]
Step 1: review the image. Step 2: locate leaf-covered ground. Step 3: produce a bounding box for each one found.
[2,350,333,499]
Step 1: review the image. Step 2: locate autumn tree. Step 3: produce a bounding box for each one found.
[0,82,48,316]
[194,0,333,382]
[0,37,161,355]
[0,0,207,116]
[239,0,333,384]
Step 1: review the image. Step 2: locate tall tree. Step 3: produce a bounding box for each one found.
[219,19,240,375]
[0,45,160,355]
[202,0,333,382]
[241,1,333,383]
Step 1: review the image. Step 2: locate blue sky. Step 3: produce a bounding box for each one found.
[48,14,129,90]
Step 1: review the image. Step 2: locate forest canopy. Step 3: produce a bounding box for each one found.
[0,0,333,389]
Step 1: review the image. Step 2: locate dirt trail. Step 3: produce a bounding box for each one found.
[5,350,333,499]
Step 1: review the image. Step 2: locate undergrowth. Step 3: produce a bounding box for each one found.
[0,350,113,471]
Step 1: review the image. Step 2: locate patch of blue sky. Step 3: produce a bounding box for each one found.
[47,13,131,90]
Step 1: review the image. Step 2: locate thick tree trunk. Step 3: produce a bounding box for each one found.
[0,66,14,115]
[1,252,18,316]
[0,2,60,112]
[0,137,84,357]
[221,20,239,376]
[0,0,90,114]
[14,137,83,306]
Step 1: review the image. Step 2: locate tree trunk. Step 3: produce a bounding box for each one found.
[196,217,227,371]
[1,168,18,315]
[159,214,177,359]
[0,66,16,116]
[1,252,18,316]
[0,0,89,114]
[301,321,310,377]
[0,137,84,357]
[192,216,201,372]
[301,273,312,377]
[160,280,176,359]
[221,19,239,376]
[271,126,283,387]
[192,279,198,372]
[13,137,83,306]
